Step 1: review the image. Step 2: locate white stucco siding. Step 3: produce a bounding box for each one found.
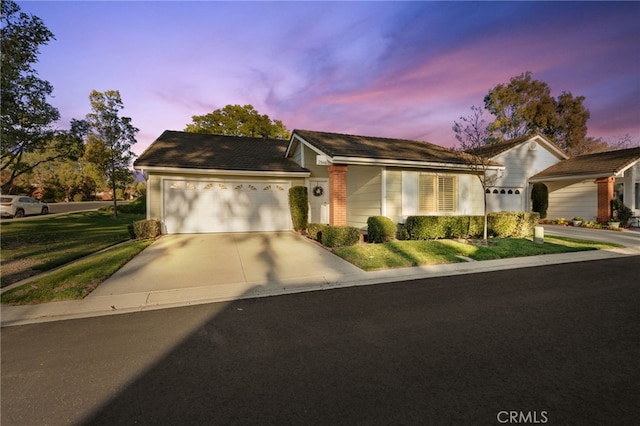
[384,169,403,224]
[458,174,485,215]
[620,162,640,215]
[148,174,162,219]
[346,166,382,229]
[547,179,597,221]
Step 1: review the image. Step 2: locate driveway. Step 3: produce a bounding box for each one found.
[89,232,365,299]
[542,225,640,252]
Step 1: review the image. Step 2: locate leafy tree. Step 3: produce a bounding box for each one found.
[184,104,290,139]
[453,106,500,242]
[84,90,138,217]
[0,0,86,192]
[483,71,590,155]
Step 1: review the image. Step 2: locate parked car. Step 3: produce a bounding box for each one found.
[0,195,49,218]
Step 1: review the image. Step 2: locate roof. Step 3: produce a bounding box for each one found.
[291,129,497,167]
[134,130,309,174]
[530,147,640,181]
[465,132,567,160]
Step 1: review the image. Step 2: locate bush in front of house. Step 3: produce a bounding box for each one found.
[367,216,397,243]
[403,213,538,240]
[404,215,484,240]
[611,198,633,227]
[531,183,548,219]
[488,212,540,238]
[288,186,309,232]
[130,219,161,240]
[99,196,147,215]
[321,225,360,248]
[307,223,328,242]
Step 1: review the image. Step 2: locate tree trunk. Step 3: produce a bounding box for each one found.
[111,173,118,218]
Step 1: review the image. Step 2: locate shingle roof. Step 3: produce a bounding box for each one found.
[134,130,309,173]
[465,132,566,159]
[293,129,485,165]
[530,147,640,180]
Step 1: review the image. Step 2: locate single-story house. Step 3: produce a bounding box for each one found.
[134,129,502,234]
[529,147,640,222]
[134,129,640,234]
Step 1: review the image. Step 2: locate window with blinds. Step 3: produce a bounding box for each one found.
[419,173,457,212]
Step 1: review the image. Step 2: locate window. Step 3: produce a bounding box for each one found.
[419,173,457,212]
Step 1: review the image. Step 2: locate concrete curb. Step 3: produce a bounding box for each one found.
[2,247,636,327]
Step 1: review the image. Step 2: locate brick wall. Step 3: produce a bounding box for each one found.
[329,164,348,226]
[596,177,614,223]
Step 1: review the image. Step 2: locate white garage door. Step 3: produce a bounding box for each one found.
[163,179,291,234]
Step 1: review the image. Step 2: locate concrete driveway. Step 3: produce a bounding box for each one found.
[89,232,366,300]
[543,225,640,252]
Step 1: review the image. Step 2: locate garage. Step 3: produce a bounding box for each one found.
[163,179,292,234]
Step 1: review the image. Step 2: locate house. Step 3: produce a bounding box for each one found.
[134,130,501,234]
[467,133,568,213]
[529,147,640,222]
[134,129,639,234]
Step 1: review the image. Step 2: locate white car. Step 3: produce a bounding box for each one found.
[0,195,49,218]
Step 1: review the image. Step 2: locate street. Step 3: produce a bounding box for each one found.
[2,256,639,425]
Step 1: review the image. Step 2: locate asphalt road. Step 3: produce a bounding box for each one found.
[2,257,639,425]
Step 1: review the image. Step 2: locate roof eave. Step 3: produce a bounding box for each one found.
[331,156,504,171]
[134,165,310,178]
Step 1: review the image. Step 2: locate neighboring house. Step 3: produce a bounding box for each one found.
[135,129,639,234]
[135,130,501,233]
[529,147,640,222]
[468,133,569,213]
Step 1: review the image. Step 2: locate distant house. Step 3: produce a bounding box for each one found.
[529,147,640,222]
[134,129,639,234]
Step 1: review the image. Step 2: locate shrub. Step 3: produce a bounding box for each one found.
[306,223,328,242]
[73,194,84,202]
[367,216,397,243]
[488,212,540,238]
[611,198,633,227]
[404,215,484,240]
[130,219,160,240]
[288,186,309,232]
[531,183,548,219]
[321,225,360,248]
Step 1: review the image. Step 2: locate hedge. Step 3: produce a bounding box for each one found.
[321,225,360,248]
[129,219,161,240]
[367,216,397,243]
[405,216,484,240]
[405,212,540,240]
[307,223,328,242]
[288,186,309,232]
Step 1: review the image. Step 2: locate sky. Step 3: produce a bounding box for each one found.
[17,0,640,156]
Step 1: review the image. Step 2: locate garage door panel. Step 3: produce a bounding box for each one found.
[163,179,291,234]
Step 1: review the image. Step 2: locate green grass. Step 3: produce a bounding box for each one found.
[332,236,622,271]
[1,211,144,287]
[1,240,152,305]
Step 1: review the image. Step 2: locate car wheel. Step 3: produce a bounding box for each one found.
[41,207,49,215]
[14,209,25,218]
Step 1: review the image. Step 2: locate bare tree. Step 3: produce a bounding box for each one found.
[452,106,501,242]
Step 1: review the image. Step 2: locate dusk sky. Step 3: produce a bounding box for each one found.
[18,1,640,156]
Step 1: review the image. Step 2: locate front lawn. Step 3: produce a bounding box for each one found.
[1,240,152,305]
[332,236,621,271]
[1,211,145,287]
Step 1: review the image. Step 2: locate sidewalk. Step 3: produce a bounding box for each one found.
[2,246,637,327]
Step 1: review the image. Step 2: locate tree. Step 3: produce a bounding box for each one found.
[84,90,138,217]
[0,0,76,192]
[453,106,501,242]
[184,104,290,139]
[483,71,590,154]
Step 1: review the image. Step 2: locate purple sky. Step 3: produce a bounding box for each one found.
[19,1,640,155]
